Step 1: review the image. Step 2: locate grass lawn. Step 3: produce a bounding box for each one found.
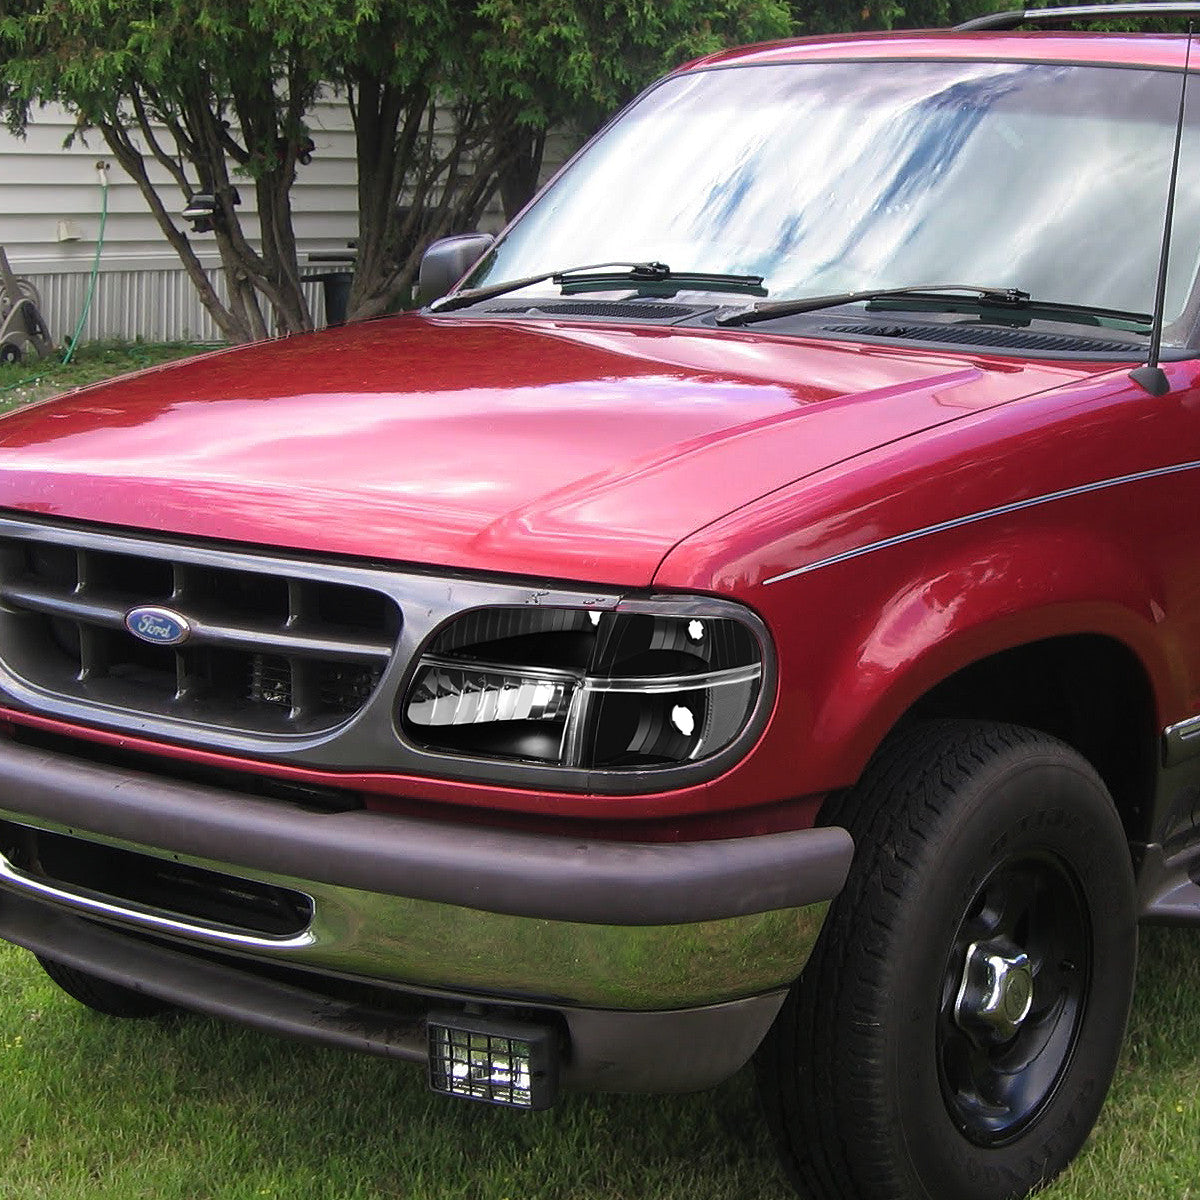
[0,927,1197,1200]
[0,341,215,411]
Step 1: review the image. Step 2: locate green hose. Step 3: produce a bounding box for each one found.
[61,167,110,365]
[0,369,49,395]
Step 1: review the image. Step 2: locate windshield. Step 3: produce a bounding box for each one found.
[468,60,1200,341]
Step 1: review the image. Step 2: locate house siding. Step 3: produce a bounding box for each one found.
[0,99,362,343]
[1,101,580,345]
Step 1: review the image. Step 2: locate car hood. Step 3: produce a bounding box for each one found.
[0,315,1101,586]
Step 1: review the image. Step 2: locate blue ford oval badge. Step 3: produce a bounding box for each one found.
[124,606,192,646]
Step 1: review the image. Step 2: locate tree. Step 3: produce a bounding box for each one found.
[786,0,995,34]
[341,2,794,318]
[1,1,791,338]
[1,0,336,342]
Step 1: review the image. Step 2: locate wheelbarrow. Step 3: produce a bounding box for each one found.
[0,248,54,364]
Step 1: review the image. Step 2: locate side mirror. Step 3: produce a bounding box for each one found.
[418,234,496,306]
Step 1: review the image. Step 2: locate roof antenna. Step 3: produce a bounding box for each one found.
[1131,22,1195,396]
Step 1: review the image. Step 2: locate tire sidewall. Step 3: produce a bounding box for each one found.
[885,749,1136,1200]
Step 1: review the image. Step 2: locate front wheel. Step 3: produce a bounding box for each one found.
[757,721,1137,1200]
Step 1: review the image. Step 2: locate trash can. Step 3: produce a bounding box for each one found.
[319,271,353,326]
[305,248,357,328]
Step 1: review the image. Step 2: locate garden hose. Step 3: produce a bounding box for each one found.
[62,162,110,365]
[0,369,50,395]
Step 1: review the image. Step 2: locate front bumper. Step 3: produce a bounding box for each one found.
[0,739,852,1091]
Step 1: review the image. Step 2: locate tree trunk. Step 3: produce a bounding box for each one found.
[100,121,254,344]
[499,126,547,222]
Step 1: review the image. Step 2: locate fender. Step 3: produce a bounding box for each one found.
[796,522,1174,787]
[657,369,1200,803]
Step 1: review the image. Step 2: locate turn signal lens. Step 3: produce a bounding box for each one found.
[400,602,766,774]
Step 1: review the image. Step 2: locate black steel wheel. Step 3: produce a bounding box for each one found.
[37,955,175,1019]
[756,721,1136,1200]
[938,851,1091,1146]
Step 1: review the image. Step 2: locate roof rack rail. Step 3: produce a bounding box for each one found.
[956,2,1200,31]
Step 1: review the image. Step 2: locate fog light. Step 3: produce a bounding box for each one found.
[427,1012,559,1110]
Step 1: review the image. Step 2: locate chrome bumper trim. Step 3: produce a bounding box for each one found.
[0,738,848,1009]
[0,809,828,1009]
[0,839,317,952]
[0,890,788,1092]
[0,739,852,926]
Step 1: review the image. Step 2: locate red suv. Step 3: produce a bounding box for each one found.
[0,6,1196,1198]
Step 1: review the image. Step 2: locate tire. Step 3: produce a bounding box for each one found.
[0,281,40,320]
[15,279,41,311]
[0,341,22,365]
[37,955,175,1019]
[757,721,1137,1200]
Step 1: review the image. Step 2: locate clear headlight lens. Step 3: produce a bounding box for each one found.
[401,603,765,773]
[406,664,575,727]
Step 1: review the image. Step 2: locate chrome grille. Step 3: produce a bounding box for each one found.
[0,530,400,735]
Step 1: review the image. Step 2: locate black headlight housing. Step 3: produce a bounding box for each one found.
[400,597,772,786]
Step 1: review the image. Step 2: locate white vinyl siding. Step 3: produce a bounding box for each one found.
[0,101,579,344]
[0,99,361,342]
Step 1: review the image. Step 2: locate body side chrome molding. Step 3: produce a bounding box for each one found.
[1163,713,1200,766]
[765,458,1200,586]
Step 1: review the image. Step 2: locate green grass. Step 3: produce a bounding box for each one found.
[0,928,1197,1200]
[1046,924,1200,1200]
[0,341,215,411]
[0,941,786,1200]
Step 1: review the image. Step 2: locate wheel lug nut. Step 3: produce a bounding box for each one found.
[955,941,1034,1042]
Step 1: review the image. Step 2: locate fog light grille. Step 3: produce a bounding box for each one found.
[427,1012,558,1110]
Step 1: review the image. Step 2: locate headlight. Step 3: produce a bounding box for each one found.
[401,600,767,775]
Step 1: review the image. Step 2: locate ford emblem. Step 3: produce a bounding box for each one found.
[124,605,192,646]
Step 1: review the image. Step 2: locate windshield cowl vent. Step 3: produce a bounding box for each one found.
[818,323,1139,354]
[485,301,697,320]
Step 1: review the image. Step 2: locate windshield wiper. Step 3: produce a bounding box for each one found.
[556,262,767,298]
[430,261,765,313]
[717,283,1152,329]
